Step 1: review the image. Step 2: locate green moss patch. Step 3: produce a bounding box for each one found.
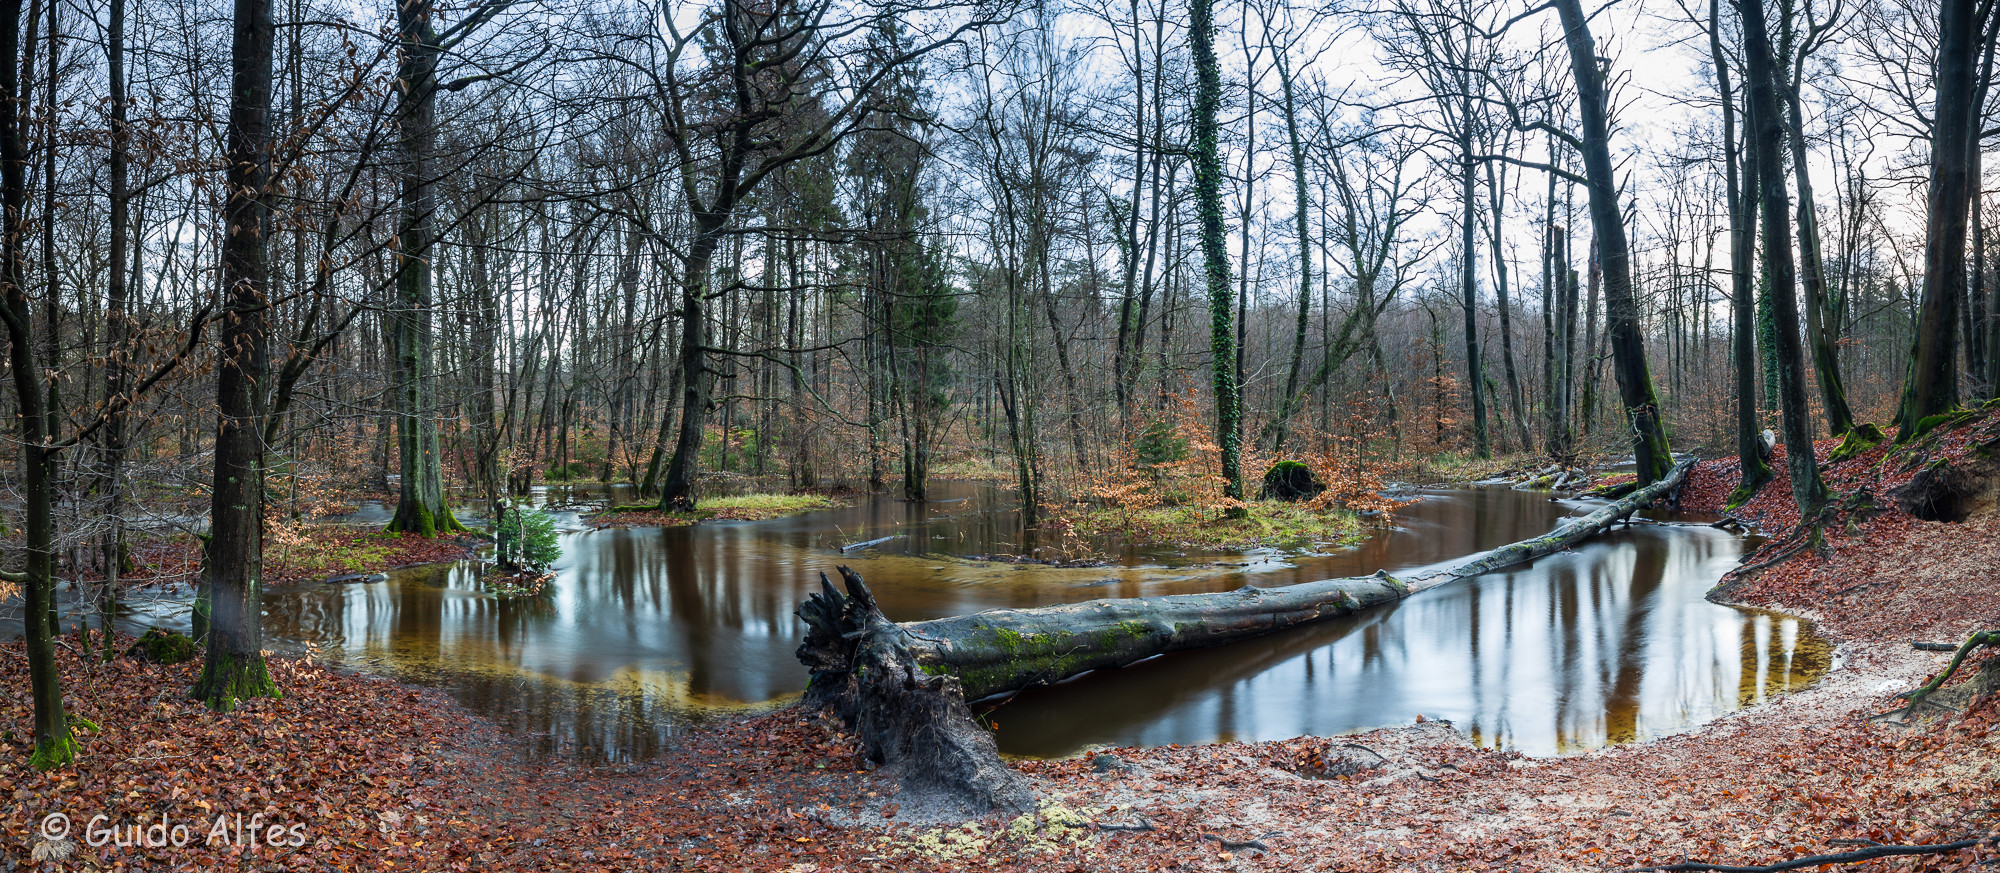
[593,493,842,529]
[1067,500,1364,552]
[128,628,198,665]
[1827,422,1887,465]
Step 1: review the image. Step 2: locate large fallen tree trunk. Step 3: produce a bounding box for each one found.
[797,459,1692,813]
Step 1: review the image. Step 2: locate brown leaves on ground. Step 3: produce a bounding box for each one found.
[9,634,1999,872]
[1,645,474,871]
[11,414,2000,871]
[111,527,480,588]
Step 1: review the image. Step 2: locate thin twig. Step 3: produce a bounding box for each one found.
[1627,837,1993,872]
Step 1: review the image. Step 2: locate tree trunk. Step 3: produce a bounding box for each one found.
[1553,0,1672,483]
[1112,0,1146,424]
[1894,0,1983,436]
[100,0,130,660]
[798,461,1693,810]
[385,0,466,535]
[1487,159,1531,455]
[1714,0,1773,505]
[659,221,721,511]
[1740,0,1828,516]
[192,0,282,712]
[1264,46,1313,453]
[1781,55,1855,436]
[1191,0,1244,514]
[1459,114,1489,459]
[0,0,66,757]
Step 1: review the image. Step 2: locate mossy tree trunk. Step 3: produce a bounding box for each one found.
[385,0,467,536]
[1190,0,1245,515]
[193,0,282,712]
[798,462,1691,808]
[1893,0,1989,437]
[0,0,74,770]
[1553,0,1672,484]
[1740,0,1829,516]
[1711,0,1772,505]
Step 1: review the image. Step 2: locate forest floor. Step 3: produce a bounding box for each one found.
[9,414,2000,871]
[1061,500,1366,552]
[1382,448,1623,486]
[106,526,483,589]
[588,492,844,529]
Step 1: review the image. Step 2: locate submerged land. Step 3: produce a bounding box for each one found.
[6,410,2000,871]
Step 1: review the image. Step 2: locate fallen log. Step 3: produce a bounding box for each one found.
[839,535,901,553]
[796,459,1693,812]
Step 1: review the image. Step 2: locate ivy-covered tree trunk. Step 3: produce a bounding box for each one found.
[1553,0,1672,484]
[1190,0,1245,515]
[193,0,282,712]
[385,0,466,536]
[1740,0,1828,516]
[1893,0,1984,437]
[1713,0,1772,506]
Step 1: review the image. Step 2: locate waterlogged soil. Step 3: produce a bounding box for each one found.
[21,479,1820,766]
[19,452,1993,871]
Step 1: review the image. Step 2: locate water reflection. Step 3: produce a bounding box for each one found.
[16,481,1825,763]
[987,520,1826,757]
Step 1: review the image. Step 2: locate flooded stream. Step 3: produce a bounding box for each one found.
[18,481,1828,762]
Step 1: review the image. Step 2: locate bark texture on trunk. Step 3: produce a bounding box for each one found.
[1553,0,1673,484]
[1714,0,1772,507]
[797,460,1691,810]
[385,0,466,535]
[1740,0,1829,517]
[193,0,282,712]
[1894,0,1982,435]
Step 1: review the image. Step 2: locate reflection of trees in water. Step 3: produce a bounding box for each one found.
[447,665,693,765]
[246,485,1827,763]
[988,523,1825,758]
[1602,537,1666,745]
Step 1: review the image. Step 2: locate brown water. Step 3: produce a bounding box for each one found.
[75,481,1827,762]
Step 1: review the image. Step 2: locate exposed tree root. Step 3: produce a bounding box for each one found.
[795,464,1694,815]
[1725,527,1816,580]
[1200,832,1275,852]
[1627,836,1995,872]
[1893,628,2000,717]
[796,567,1034,816]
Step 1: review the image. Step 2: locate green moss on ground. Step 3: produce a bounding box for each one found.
[129,628,198,665]
[1827,422,1887,464]
[1068,500,1364,552]
[595,493,842,528]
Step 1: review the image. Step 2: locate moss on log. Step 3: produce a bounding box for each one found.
[795,460,1692,812]
[895,459,1691,700]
